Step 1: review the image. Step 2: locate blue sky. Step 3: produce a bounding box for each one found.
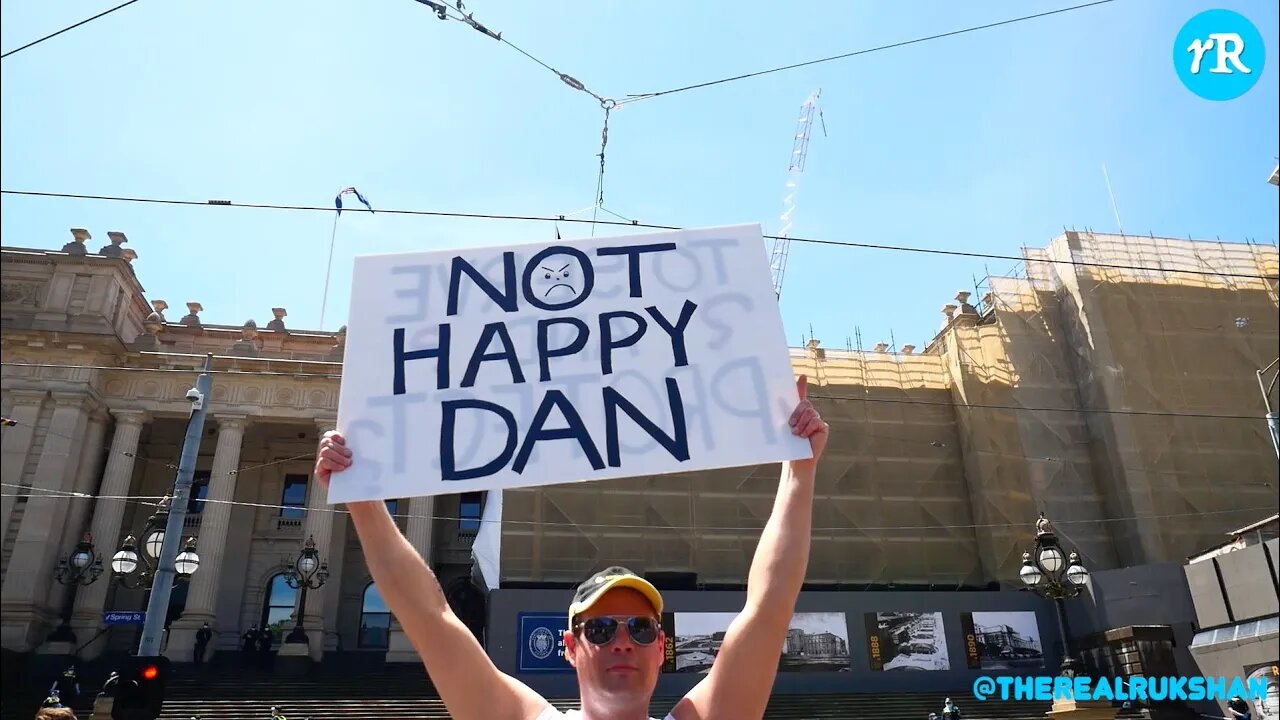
[2,0,1277,351]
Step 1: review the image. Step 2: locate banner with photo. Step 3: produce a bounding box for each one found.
[662,611,851,673]
[1243,661,1279,720]
[864,612,951,671]
[959,611,1045,670]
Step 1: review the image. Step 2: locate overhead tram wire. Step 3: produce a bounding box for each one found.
[0,481,1268,534]
[1,0,144,60]
[2,189,1272,281]
[423,0,611,106]
[0,361,1271,422]
[616,0,1119,105]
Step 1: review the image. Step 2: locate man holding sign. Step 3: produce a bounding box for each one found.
[315,374,827,720]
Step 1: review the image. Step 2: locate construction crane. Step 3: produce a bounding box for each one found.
[769,89,826,300]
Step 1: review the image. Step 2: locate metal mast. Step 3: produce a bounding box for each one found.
[770,88,825,300]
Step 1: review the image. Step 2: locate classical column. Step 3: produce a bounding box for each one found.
[0,390,47,558]
[299,417,337,660]
[43,408,109,645]
[386,494,435,662]
[70,410,148,653]
[168,415,247,658]
[0,392,92,650]
[57,408,110,562]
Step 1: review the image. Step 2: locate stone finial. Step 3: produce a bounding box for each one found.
[955,291,971,304]
[982,292,994,310]
[135,302,165,350]
[873,342,888,353]
[804,337,825,360]
[121,248,138,263]
[231,320,260,357]
[62,229,90,255]
[902,344,916,355]
[955,291,978,317]
[150,300,168,320]
[940,304,959,331]
[99,232,128,258]
[326,325,347,361]
[266,307,287,332]
[180,302,203,327]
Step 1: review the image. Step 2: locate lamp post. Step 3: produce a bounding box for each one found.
[1019,512,1091,677]
[110,498,201,591]
[48,533,105,642]
[283,535,329,645]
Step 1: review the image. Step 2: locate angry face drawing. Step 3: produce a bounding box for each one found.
[536,254,580,299]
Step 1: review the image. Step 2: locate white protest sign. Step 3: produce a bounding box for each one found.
[330,223,810,503]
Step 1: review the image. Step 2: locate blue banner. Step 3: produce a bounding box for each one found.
[103,611,145,625]
[517,613,572,673]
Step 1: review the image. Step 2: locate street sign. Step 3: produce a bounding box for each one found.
[103,611,146,625]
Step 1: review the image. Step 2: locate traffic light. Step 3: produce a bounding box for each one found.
[111,655,170,720]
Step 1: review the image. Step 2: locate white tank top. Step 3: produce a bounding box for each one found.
[536,705,674,720]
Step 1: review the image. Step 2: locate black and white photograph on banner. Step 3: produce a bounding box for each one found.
[664,611,851,674]
[960,611,1044,670]
[864,611,951,671]
[1243,661,1280,720]
[778,611,851,672]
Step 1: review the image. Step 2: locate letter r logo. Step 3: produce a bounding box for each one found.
[1174,10,1265,100]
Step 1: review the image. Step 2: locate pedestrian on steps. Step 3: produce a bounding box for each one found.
[242,625,258,658]
[256,626,273,668]
[194,621,213,665]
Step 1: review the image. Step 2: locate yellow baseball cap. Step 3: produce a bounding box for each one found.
[568,566,663,625]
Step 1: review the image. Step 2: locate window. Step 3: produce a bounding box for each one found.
[359,582,391,649]
[261,573,298,641]
[187,470,211,514]
[280,474,308,519]
[385,499,399,518]
[459,492,483,533]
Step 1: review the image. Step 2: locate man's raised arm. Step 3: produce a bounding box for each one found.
[316,432,549,720]
[673,375,829,720]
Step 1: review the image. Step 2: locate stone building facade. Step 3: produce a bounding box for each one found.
[1,228,1277,677]
[0,232,481,665]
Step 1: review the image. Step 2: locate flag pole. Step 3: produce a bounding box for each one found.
[319,211,340,330]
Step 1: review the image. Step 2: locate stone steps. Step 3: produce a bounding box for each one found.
[4,690,1053,720]
[1,656,1059,720]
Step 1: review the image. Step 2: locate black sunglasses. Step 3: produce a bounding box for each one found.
[575,616,660,646]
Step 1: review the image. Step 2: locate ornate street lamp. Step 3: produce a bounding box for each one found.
[56,533,104,586]
[47,533,105,642]
[111,498,200,590]
[283,535,329,645]
[1019,512,1091,676]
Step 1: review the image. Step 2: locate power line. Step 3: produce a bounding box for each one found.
[618,0,1118,105]
[2,482,1269,533]
[426,0,611,106]
[1,361,1272,421]
[3,189,1272,280]
[0,0,143,60]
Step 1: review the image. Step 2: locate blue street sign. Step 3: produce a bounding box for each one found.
[103,610,146,625]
